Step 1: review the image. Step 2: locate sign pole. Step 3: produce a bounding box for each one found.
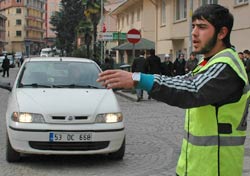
[101,0,104,63]
[132,43,135,61]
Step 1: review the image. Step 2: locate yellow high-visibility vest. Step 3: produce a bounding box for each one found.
[176,48,250,176]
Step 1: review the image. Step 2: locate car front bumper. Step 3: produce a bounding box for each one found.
[7,123,125,155]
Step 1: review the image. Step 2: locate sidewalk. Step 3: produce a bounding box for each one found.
[115,90,137,101]
[115,89,151,102]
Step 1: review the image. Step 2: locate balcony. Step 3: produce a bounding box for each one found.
[25,4,45,13]
[25,15,44,22]
[25,25,45,33]
[24,37,45,43]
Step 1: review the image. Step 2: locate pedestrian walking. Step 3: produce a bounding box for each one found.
[238,51,245,65]
[97,4,249,176]
[145,48,161,99]
[173,53,186,76]
[185,52,198,73]
[244,49,250,81]
[161,54,173,76]
[2,55,10,77]
[145,49,161,75]
[132,50,146,101]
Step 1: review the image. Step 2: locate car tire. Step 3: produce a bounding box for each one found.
[6,135,21,162]
[108,138,125,160]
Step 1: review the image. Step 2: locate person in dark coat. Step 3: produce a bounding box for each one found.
[161,54,173,76]
[132,50,146,101]
[173,53,186,76]
[185,52,198,73]
[145,49,161,99]
[2,55,10,77]
[145,49,162,74]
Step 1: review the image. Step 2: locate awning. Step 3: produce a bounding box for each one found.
[112,38,155,51]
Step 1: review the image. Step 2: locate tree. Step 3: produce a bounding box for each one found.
[50,0,84,56]
[82,0,102,54]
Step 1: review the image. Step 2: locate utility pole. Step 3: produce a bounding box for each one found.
[189,0,193,55]
[100,0,104,64]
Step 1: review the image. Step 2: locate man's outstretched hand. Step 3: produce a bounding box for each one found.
[97,70,135,89]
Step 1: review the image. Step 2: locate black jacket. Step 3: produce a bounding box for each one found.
[132,56,146,73]
[2,57,10,69]
[150,63,244,109]
[145,55,161,74]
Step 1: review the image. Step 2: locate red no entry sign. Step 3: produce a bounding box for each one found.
[127,28,141,44]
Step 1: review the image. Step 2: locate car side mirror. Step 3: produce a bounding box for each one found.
[0,81,12,91]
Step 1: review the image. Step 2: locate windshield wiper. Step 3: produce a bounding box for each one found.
[53,84,99,89]
[68,84,99,89]
[19,83,51,88]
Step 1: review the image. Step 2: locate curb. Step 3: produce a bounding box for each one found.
[115,90,137,102]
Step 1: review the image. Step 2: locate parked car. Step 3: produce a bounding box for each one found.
[40,48,54,57]
[0,56,4,72]
[1,57,125,162]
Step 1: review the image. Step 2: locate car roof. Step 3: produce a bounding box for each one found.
[25,57,95,63]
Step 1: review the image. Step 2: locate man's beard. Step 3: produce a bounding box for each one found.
[194,32,217,55]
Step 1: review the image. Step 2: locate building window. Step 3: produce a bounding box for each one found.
[200,0,218,5]
[16,8,21,14]
[126,14,129,25]
[16,31,22,37]
[235,0,249,5]
[16,0,21,2]
[16,19,22,25]
[161,0,166,25]
[175,0,187,21]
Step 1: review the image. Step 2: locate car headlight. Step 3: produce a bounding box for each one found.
[95,113,123,123]
[11,112,45,123]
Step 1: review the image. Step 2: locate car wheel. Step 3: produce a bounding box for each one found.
[6,135,21,162]
[108,138,125,160]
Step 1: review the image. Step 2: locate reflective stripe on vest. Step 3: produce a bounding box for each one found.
[209,51,248,81]
[184,131,246,146]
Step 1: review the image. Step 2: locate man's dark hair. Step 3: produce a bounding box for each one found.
[192,4,234,48]
[149,49,155,55]
[243,49,250,54]
[140,50,145,56]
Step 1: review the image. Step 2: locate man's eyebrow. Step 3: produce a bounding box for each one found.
[192,23,208,27]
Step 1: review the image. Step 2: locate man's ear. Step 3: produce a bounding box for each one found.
[218,27,228,40]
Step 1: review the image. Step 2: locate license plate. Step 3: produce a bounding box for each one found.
[49,132,92,142]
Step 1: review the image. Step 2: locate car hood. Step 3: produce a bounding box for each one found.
[15,88,119,116]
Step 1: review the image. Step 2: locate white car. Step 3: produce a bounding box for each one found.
[40,48,54,57]
[1,57,125,162]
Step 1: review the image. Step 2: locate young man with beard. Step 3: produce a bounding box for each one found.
[97,4,249,176]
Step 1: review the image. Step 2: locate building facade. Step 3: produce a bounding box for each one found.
[112,0,250,63]
[0,13,7,53]
[110,0,156,63]
[156,0,250,60]
[44,0,61,47]
[0,0,46,56]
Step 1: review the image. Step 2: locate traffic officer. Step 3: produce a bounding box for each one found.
[97,4,249,176]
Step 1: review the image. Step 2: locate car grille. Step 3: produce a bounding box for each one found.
[49,115,89,123]
[29,141,109,151]
[52,116,88,120]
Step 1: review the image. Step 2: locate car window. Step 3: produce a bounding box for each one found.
[18,61,104,89]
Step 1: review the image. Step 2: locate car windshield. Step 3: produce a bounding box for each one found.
[18,61,105,89]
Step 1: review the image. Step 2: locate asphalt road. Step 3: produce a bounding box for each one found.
[0,67,250,176]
